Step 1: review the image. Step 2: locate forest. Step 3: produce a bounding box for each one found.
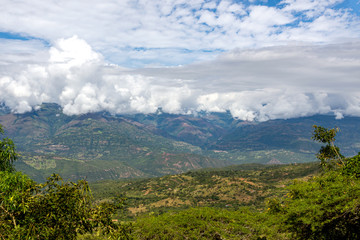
[1,124,360,239]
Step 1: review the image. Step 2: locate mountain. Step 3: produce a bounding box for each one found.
[131,112,360,155]
[1,103,360,181]
[0,104,229,182]
[127,111,235,147]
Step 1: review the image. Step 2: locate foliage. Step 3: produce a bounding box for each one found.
[132,207,287,240]
[312,125,344,169]
[267,171,360,239]
[0,124,130,239]
[265,125,360,239]
[90,163,319,219]
[0,172,129,239]
[2,120,360,239]
[342,153,360,178]
[0,171,129,239]
[0,171,36,238]
[0,124,17,172]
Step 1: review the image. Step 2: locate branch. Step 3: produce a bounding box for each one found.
[331,142,345,166]
[0,205,16,227]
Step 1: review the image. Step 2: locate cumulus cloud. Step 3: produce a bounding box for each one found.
[1,36,360,121]
[1,0,359,66]
[1,1,360,121]
[0,37,195,115]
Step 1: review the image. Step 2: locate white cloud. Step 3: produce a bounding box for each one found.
[248,5,293,27]
[196,90,323,121]
[1,0,359,66]
[1,1,360,121]
[0,36,360,121]
[280,0,343,16]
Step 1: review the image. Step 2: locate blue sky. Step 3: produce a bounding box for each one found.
[1,0,359,67]
[0,0,360,120]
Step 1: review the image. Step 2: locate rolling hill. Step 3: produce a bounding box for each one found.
[90,162,321,219]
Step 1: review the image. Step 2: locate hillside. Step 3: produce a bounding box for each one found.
[0,104,229,182]
[1,103,360,181]
[90,162,320,219]
[2,108,359,239]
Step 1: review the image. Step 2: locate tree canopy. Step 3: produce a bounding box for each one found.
[266,125,360,239]
[0,125,17,172]
[0,124,129,239]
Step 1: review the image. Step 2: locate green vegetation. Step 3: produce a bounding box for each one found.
[265,125,360,239]
[268,170,360,239]
[0,124,129,239]
[2,104,229,181]
[3,104,360,182]
[1,121,360,239]
[204,148,316,164]
[132,207,282,240]
[90,163,320,219]
[108,125,359,239]
[312,125,344,168]
[0,125,17,172]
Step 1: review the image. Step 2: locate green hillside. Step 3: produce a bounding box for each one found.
[2,121,360,239]
[2,103,360,181]
[1,104,230,181]
[90,162,320,219]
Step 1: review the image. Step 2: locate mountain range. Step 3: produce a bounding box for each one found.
[1,103,359,182]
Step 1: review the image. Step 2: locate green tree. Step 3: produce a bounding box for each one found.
[0,171,129,240]
[312,125,344,169]
[266,125,360,239]
[0,124,129,239]
[0,124,17,172]
[276,171,360,240]
[342,153,360,178]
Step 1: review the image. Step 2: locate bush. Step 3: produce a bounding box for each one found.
[132,207,288,240]
[270,171,360,239]
[342,154,360,178]
[265,126,360,239]
[0,172,129,239]
[0,124,129,239]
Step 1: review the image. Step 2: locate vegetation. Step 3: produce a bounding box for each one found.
[131,207,281,240]
[0,125,17,172]
[0,124,129,239]
[312,125,344,168]
[3,104,360,182]
[126,125,360,239]
[269,170,360,239]
[266,125,360,239]
[1,121,360,239]
[90,163,320,219]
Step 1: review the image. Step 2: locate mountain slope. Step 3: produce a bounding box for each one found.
[0,104,230,181]
[1,103,360,181]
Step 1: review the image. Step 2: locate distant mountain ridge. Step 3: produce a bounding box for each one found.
[1,103,360,182]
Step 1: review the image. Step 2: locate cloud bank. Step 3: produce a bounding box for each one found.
[1,36,360,121]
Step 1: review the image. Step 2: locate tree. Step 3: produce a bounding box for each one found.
[266,125,360,239]
[312,125,344,169]
[0,171,129,240]
[0,124,17,172]
[0,124,129,239]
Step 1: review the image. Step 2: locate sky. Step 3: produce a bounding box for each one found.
[0,0,360,121]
